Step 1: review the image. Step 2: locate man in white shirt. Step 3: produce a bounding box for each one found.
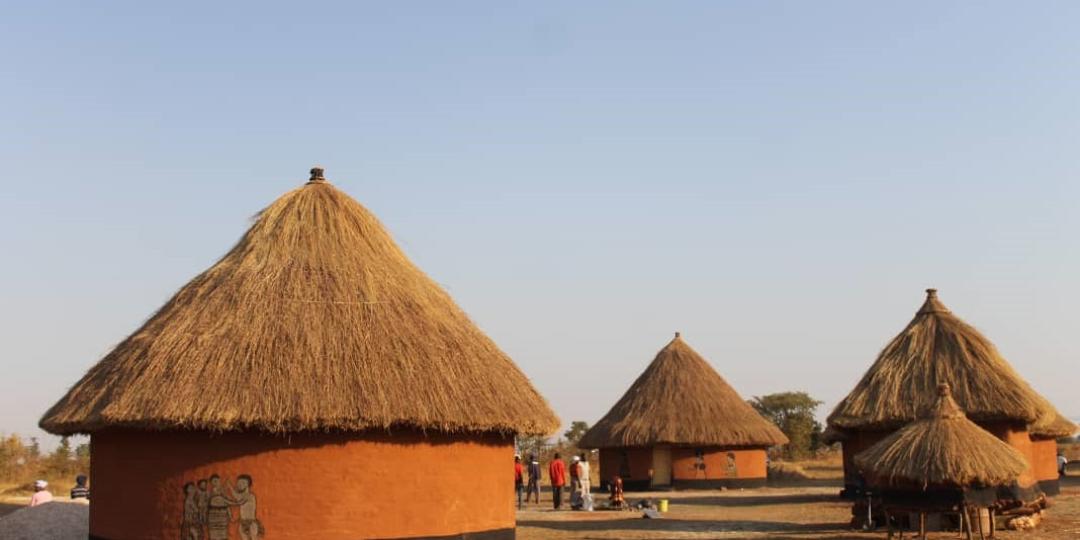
[1058,453,1069,477]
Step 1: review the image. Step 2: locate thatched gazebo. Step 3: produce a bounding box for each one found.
[578,333,788,490]
[855,384,1028,540]
[40,167,559,540]
[826,289,1062,505]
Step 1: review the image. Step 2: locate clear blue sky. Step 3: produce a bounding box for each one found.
[2,2,1078,447]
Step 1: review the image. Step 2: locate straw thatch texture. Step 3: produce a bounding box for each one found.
[1030,409,1078,439]
[854,384,1028,488]
[40,171,559,436]
[578,334,788,449]
[827,289,1054,432]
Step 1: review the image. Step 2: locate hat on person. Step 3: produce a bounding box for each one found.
[33,480,47,489]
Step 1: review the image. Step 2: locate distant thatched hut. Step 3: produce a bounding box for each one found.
[40,168,559,540]
[826,289,1061,503]
[578,333,787,490]
[855,384,1028,539]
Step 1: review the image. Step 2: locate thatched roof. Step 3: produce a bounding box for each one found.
[41,168,560,436]
[578,333,788,449]
[827,289,1056,432]
[1030,409,1078,439]
[854,384,1028,488]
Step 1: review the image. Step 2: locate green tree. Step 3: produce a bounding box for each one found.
[45,436,74,477]
[562,421,590,447]
[749,392,824,460]
[515,434,549,458]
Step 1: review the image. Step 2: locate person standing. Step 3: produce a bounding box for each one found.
[70,474,90,500]
[1059,452,1069,477]
[526,454,541,504]
[514,455,525,509]
[578,452,592,507]
[549,453,567,510]
[568,455,581,509]
[28,480,53,507]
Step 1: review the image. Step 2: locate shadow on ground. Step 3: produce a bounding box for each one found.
[0,502,24,518]
[519,518,853,535]
[673,492,840,507]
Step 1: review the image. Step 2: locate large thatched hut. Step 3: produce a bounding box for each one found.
[40,168,559,540]
[826,289,1062,503]
[578,333,787,490]
[855,384,1029,539]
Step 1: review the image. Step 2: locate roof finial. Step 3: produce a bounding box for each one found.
[926,288,938,298]
[674,331,681,338]
[308,166,326,183]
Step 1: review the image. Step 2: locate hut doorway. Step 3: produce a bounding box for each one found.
[652,446,672,487]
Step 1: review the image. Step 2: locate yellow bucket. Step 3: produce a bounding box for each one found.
[658,499,669,512]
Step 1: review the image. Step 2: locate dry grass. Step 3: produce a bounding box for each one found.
[580,334,788,448]
[828,289,1058,434]
[854,384,1028,487]
[40,170,559,436]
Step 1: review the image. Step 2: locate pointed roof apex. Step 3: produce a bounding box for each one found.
[308,165,327,183]
[578,335,788,448]
[674,331,681,339]
[918,288,949,314]
[931,383,964,420]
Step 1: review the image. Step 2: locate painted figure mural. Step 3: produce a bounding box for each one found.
[182,474,262,540]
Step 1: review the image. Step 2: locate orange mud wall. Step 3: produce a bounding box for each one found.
[598,447,652,486]
[671,447,767,481]
[90,429,514,540]
[1030,438,1058,482]
[982,422,1037,490]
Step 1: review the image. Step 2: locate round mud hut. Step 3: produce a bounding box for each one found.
[578,333,788,491]
[855,384,1029,539]
[39,167,560,540]
[825,289,1063,505]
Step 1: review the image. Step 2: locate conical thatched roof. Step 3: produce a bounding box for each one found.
[1030,409,1078,439]
[827,289,1056,432]
[41,168,559,436]
[578,333,788,449]
[855,384,1028,488]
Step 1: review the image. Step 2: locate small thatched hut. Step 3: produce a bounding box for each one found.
[578,333,788,490]
[826,289,1061,504]
[40,168,559,540]
[855,384,1028,539]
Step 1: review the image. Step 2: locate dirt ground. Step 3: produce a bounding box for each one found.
[516,477,1080,539]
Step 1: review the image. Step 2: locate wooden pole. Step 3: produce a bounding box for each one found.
[919,512,926,539]
[976,506,986,540]
[964,507,974,540]
[957,509,964,539]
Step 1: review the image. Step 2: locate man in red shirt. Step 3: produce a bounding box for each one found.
[514,455,525,509]
[548,453,567,510]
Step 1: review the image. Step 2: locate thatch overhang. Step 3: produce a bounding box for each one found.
[40,168,560,436]
[827,289,1055,432]
[1030,409,1078,440]
[854,384,1028,489]
[578,333,788,449]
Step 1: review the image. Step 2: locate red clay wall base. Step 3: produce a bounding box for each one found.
[598,446,767,491]
[90,429,514,540]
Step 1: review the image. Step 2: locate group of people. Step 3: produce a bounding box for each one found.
[27,474,90,507]
[514,451,592,511]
